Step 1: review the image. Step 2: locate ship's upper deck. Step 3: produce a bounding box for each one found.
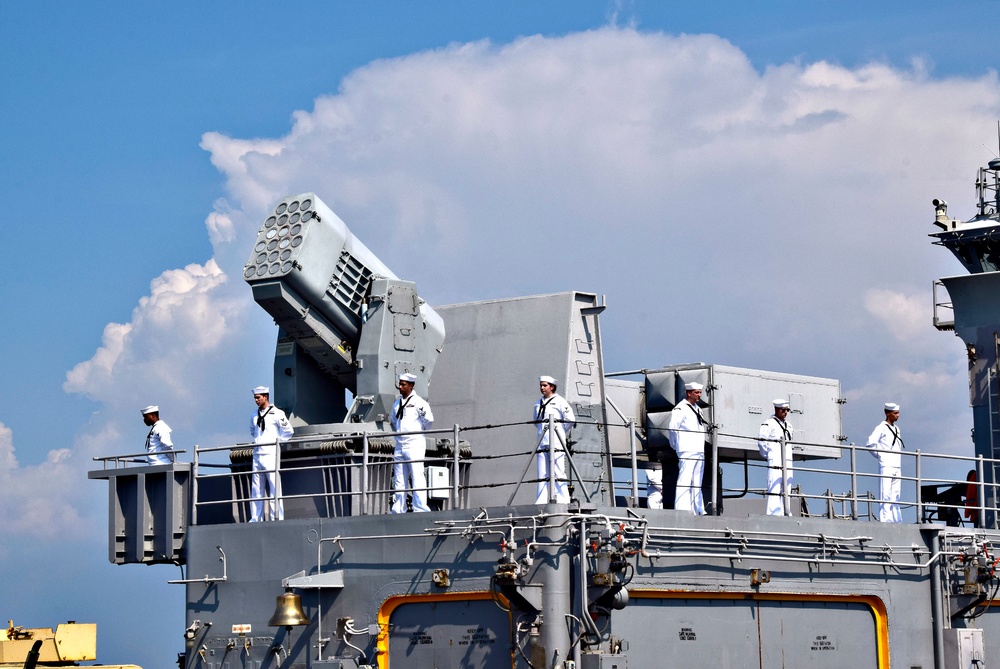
[89,414,991,565]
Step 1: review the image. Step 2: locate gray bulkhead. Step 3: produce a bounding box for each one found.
[430,291,611,507]
[88,181,1000,669]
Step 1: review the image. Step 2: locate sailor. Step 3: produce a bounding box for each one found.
[533,375,576,504]
[250,386,294,522]
[757,399,794,516]
[140,405,174,465]
[390,372,434,513]
[668,382,708,514]
[867,402,903,523]
[646,467,664,509]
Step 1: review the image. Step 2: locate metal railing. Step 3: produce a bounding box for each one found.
[91,448,185,468]
[189,423,478,525]
[612,417,996,528]
[99,418,1000,529]
[932,279,955,331]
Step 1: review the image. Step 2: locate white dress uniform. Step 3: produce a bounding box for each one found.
[250,404,294,522]
[391,392,434,513]
[533,392,576,503]
[646,468,663,509]
[757,414,793,516]
[145,420,175,465]
[867,419,903,523]
[668,398,708,514]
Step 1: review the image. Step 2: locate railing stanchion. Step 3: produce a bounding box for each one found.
[977,454,986,530]
[850,444,858,521]
[192,444,200,526]
[915,450,922,523]
[453,423,461,508]
[629,419,638,507]
[548,415,557,503]
[361,433,369,516]
[780,437,789,517]
[274,439,282,520]
[711,432,719,517]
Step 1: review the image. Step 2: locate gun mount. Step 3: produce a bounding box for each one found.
[243,193,445,429]
[0,621,140,668]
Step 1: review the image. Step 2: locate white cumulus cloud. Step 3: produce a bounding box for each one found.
[65,259,241,411]
[36,26,1000,542]
[0,422,86,545]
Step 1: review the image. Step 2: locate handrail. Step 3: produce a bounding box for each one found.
[91,449,186,468]
[932,279,955,330]
[95,418,1000,528]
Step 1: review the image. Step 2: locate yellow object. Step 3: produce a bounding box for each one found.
[1,620,141,668]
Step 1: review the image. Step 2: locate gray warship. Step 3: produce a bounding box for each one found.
[90,152,1000,669]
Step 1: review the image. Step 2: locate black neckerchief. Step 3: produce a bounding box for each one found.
[771,417,790,440]
[886,422,903,448]
[688,400,705,425]
[396,395,413,420]
[257,406,272,430]
[145,424,155,448]
[537,397,554,420]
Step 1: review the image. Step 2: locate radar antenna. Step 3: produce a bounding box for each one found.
[982,121,1000,159]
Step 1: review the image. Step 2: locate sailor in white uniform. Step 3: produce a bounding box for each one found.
[867,402,903,523]
[250,386,294,522]
[757,399,793,516]
[533,375,576,504]
[141,405,174,465]
[391,372,434,513]
[668,382,708,514]
[646,467,664,509]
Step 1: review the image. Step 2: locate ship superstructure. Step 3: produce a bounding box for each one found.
[91,156,1000,669]
[931,156,1000,530]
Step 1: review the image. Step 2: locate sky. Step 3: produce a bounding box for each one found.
[2,1,1000,667]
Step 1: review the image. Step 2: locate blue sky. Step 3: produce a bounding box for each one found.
[2,2,999,667]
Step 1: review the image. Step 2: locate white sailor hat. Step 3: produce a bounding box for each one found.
[398,373,417,384]
[684,382,704,391]
[539,375,557,385]
[253,386,270,395]
[773,399,790,409]
[140,405,159,415]
[884,402,900,412]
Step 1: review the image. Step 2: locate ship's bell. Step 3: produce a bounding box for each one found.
[268,591,311,627]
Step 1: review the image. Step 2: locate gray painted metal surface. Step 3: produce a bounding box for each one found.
[431,292,610,507]
[610,364,843,462]
[90,163,1000,669]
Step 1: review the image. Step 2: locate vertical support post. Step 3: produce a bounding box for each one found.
[628,419,638,507]
[978,454,987,530]
[452,423,461,509]
[273,440,282,521]
[130,472,146,563]
[990,367,997,530]
[850,444,858,521]
[360,432,369,516]
[780,437,789,517]
[709,436,719,517]
[930,531,946,669]
[191,444,200,526]
[915,450,923,523]
[548,415,557,503]
[536,517,573,668]
[576,517,589,667]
